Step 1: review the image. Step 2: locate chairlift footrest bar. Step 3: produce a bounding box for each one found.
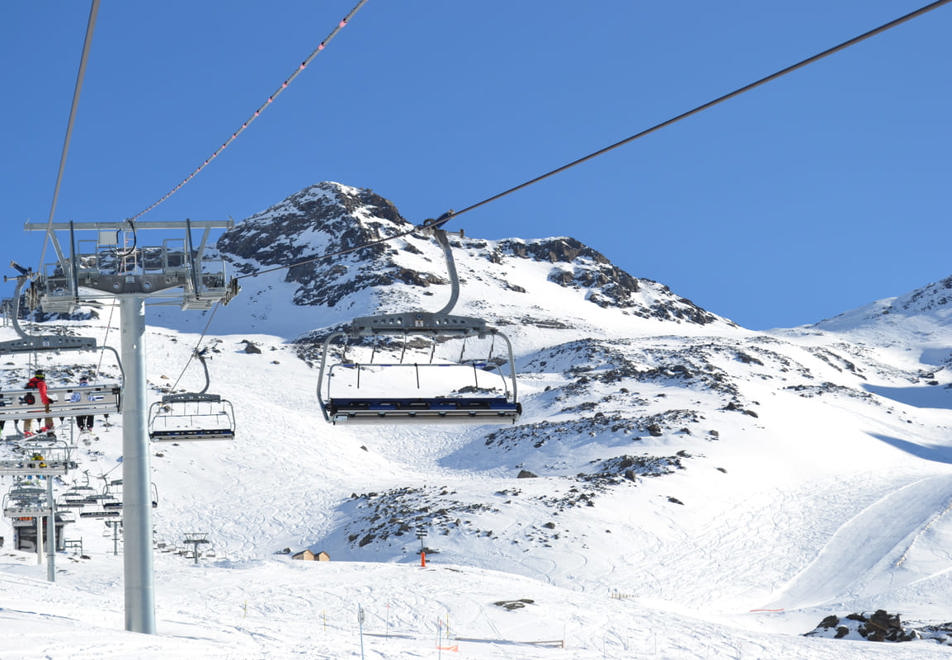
[80,510,122,518]
[327,397,521,425]
[149,430,234,441]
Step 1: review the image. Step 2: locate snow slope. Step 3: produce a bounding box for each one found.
[3,182,952,657]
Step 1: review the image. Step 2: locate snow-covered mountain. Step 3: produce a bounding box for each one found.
[3,181,952,657]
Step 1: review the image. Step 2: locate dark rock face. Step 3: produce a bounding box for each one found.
[493,237,718,323]
[216,182,724,326]
[217,182,427,308]
[896,275,952,314]
[805,610,921,643]
[240,340,262,354]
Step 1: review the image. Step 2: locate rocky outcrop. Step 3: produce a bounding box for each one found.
[804,610,932,643]
[216,182,726,327]
[217,182,435,308]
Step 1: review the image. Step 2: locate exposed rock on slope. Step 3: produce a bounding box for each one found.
[217,181,726,329]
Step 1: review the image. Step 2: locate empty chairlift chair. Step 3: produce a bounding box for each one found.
[149,349,235,441]
[317,225,521,425]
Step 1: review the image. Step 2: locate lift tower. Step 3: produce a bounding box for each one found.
[25,219,237,634]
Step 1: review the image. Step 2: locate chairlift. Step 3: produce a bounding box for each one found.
[0,441,75,476]
[2,486,50,518]
[0,273,122,423]
[59,485,89,508]
[148,349,235,441]
[317,225,520,425]
[2,496,49,519]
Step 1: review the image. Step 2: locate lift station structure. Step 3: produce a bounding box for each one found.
[22,219,238,633]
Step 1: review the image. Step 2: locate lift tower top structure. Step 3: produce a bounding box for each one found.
[24,219,238,634]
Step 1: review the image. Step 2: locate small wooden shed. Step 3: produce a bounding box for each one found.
[292,549,331,561]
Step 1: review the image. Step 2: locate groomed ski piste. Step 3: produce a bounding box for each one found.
[3,184,952,658]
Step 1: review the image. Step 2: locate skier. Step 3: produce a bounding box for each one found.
[74,375,95,433]
[23,370,55,437]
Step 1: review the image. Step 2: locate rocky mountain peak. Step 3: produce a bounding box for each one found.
[217,181,409,268]
[217,182,424,308]
[216,182,724,328]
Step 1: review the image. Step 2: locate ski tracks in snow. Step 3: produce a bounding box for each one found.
[764,472,952,610]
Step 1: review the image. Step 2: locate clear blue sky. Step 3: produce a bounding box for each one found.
[2,1,949,329]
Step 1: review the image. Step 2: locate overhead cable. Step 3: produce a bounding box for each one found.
[233,0,951,282]
[38,0,100,272]
[127,0,371,222]
[440,0,952,224]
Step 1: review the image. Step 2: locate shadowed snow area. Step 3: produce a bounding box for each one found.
[3,183,952,657]
[863,383,952,409]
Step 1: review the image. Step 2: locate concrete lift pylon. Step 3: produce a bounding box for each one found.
[24,219,238,634]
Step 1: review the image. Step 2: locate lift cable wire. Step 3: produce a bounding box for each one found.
[37,0,101,273]
[93,299,117,382]
[436,0,952,225]
[232,0,951,283]
[127,0,370,223]
[169,301,221,393]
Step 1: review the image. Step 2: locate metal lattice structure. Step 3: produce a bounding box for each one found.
[22,219,239,634]
[25,220,237,311]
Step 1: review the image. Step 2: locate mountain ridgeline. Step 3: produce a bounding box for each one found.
[215,181,722,327]
[203,182,951,581]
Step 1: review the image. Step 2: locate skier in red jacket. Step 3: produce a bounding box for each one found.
[23,370,55,436]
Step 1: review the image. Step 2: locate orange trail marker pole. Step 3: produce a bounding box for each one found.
[421,551,426,567]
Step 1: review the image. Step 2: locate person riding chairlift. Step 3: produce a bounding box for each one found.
[23,370,54,437]
[72,375,95,433]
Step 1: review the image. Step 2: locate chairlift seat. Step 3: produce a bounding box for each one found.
[149,428,235,442]
[0,384,121,421]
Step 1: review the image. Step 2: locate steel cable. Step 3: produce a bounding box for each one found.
[231,0,951,282]
[127,0,370,222]
[37,0,100,273]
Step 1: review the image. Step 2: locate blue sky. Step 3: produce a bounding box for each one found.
[2,1,949,329]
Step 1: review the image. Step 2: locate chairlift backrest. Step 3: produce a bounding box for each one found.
[0,383,121,421]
